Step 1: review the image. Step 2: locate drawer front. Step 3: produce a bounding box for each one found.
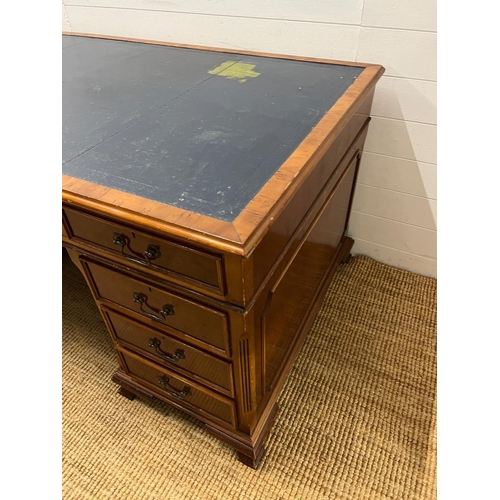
[118,347,236,428]
[64,207,224,295]
[102,306,233,396]
[82,259,230,356]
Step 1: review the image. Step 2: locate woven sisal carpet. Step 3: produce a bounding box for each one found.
[62,251,436,500]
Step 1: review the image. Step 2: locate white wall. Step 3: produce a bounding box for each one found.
[62,0,437,277]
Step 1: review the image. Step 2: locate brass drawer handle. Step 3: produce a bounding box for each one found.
[112,232,161,266]
[148,338,185,363]
[158,376,191,399]
[132,292,175,322]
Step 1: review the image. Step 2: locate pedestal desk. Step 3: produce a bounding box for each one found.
[62,33,384,468]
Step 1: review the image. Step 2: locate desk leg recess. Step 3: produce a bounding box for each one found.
[118,387,136,401]
[205,403,280,469]
[112,371,155,401]
[340,237,355,264]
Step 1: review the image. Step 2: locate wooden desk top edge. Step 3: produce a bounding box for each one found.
[62,32,385,256]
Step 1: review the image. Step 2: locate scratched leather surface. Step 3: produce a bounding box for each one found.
[62,36,363,221]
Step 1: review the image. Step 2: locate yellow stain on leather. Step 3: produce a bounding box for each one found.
[208,61,260,83]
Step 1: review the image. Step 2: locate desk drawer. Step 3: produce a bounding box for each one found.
[64,208,224,295]
[102,306,233,396]
[117,347,236,429]
[82,259,230,356]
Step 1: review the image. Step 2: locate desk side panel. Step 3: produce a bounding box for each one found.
[250,153,360,428]
[244,89,374,306]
